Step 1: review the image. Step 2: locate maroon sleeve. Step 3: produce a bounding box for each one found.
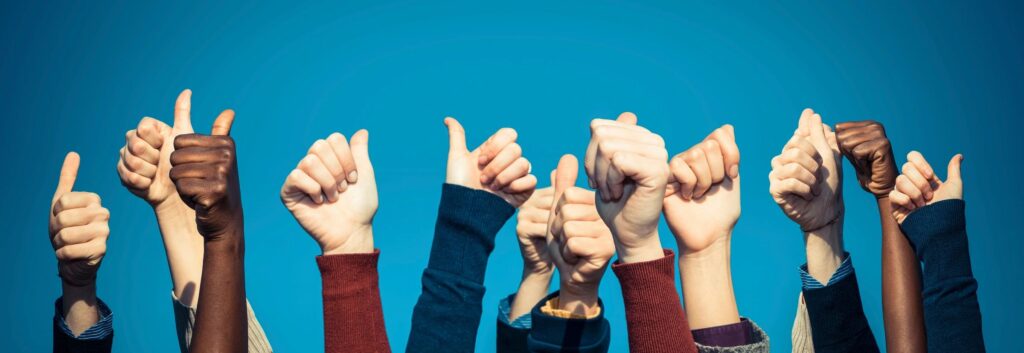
[611,249,698,353]
[316,250,392,353]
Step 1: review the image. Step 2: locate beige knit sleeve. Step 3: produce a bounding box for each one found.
[172,292,274,353]
[791,292,815,353]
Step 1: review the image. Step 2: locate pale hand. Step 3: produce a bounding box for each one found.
[444,117,536,207]
[889,151,963,223]
[282,130,376,255]
[770,109,844,232]
[50,152,110,287]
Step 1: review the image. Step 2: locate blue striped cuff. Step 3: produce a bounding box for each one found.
[498,293,533,329]
[799,252,853,289]
[55,297,113,340]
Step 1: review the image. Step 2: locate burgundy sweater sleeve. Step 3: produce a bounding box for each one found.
[611,249,698,353]
[317,250,392,353]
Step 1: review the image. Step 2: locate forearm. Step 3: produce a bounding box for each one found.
[679,237,739,329]
[509,272,552,321]
[803,222,844,284]
[154,202,205,306]
[190,236,247,353]
[61,283,99,337]
[319,251,391,353]
[878,199,926,353]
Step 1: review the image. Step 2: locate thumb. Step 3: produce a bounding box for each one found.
[616,112,638,125]
[549,169,557,188]
[350,129,374,176]
[173,89,194,133]
[444,117,468,154]
[946,154,963,183]
[553,154,579,197]
[211,109,235,136]
[52,152,80,205]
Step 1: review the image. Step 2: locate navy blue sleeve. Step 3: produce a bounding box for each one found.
[405,184,515,353]
[53,297,113,353]
[802,267,880,353]
[901,199,985,353]
[498,293,533,353]
[527,291,610,353]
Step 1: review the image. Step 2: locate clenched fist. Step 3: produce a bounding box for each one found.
[770,109,844,232]
[516,180,555,275]
[169,110,242,241]
[889,151,964,223]
[117,90,198,211]
[664,125,741,253]
[49,152,110,287]
[835,121,898,197]
[546,155,615,315]
[585,112,667,263]
[281,130,376,255]
[444,117,537,207]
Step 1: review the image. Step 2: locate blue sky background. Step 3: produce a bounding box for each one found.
[2,1,1021,351]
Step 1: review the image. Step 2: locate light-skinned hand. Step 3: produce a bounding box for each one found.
[281,130,376,255]
[444,117,536,207]
[515,176,555,276]
[664,124,741,254]
[889,151,963,223]
[50,152,110,288]
[770,109,844,232]
[585,112,667,263]
[546,154,615,315]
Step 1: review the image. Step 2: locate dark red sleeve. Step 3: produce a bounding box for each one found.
[317,250,392,353]
[611,249,697,353]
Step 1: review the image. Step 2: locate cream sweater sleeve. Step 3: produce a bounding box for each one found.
[791,292,815,353]
[172,292,273,353]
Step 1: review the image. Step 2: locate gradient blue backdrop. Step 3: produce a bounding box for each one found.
[3,1,1021,351]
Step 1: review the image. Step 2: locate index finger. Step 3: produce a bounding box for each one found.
[476,128,517,165]
[705,124,740,178]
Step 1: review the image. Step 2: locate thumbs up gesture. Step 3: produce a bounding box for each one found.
[585,112,668,263]
[770,109,844,232]
[281,130,377,255]
[49,152,110,287]
[169,107,243,241]
[444,117,537,207]
[117,90,197,211]
[546,155,615,315]
[663,125,741,254]
[889,151,964,223]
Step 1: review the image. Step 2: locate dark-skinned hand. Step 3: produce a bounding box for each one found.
[835,120,898,197]
[169,110,242,241]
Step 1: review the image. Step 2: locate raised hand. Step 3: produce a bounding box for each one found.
[169,110,242,240]
[585,112,667,263]
[281,130,376,255]
[835,121,898,197]
[663,124,741,254]
[50,152,110,288]
[118,90,197,211]
[546,155,615,315]
[444,117,536,207]
[770,109,844,232]
[515,178,555,275]
[889,151,963,223]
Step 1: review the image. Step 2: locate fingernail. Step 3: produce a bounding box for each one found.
[316,195,324,204]
[478,154,488,165]
[729,165,739,178]
[348,171,358,183]
[480,174,491,184]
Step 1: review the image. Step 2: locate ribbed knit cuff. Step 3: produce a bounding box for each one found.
[317,249,381,285]
[691,319,753,347]
[427,183,515,283]
[612,249,698,353]
[901,199,973,278]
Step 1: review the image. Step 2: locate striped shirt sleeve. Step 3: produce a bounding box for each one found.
[799,252,854,289]
[55,297,113,340]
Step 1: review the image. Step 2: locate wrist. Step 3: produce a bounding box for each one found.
[521,267,554,284]
[61,281,97,316]
[615,231,664,264]
[322,224,374,255]
[804,220,844,284]
[558,280,600,316]
[204,231,244,255]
